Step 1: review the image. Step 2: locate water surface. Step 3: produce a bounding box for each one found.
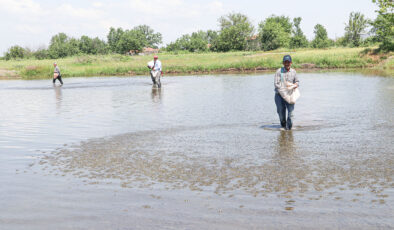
[0,73,393,229]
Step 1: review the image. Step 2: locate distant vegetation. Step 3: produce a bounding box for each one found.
[2,0,393,61]
[0,48,392,79]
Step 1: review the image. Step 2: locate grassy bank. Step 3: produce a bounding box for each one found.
[0,47,392,79]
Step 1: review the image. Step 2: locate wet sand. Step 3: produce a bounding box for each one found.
[0,73,393,229]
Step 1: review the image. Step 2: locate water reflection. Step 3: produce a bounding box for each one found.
[54,85,62,112]
[272,130,304,194]
[2,74,393,229]
[151,86,162,103]
[276,130,295,155]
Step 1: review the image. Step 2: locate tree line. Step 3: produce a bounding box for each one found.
[4,24,163,60]
[3,0,392,60]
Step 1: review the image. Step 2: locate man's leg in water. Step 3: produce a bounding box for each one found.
[285,102,295,130]
[58,75,63,85]
[275,93,286,128]
[150,71,156,84]
[155,72,161,88]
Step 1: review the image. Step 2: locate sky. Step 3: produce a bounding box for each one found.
[0,0,379,55]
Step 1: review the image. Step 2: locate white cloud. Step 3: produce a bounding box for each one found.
[0,0,229,53]
[93,2,104,8]
[0,0,42,14]
[59,3,104,20]
[208,1,225,14]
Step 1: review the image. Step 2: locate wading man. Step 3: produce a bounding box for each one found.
[53,62,63,85]
[274,55,299,130]
[147,55,162,88]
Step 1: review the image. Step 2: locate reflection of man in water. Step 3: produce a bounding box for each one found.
[274,130,302,194]
[53,62,63,85]
[54,85,62,111]
[277,130,295,155]
[151,86,162,103]
[274,55,299,130]
[147,55,162,88]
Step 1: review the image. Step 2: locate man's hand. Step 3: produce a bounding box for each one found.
[294,83,299,88]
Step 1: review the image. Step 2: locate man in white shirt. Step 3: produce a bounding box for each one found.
[147,55,162,88]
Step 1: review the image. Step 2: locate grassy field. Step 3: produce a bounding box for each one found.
[0,47,392,79]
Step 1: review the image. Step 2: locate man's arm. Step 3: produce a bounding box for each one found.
[293,71,299,88]
[274,71,281,90]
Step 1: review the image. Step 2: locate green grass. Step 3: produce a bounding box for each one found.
[0,47,392,79]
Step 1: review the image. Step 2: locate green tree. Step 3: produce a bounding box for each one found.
[4,45,25,60]
[116,29,146,54]
[259,15,292,51]
[107,27,124,53]
[371,0,393,51]
[166,34,191,51]
[133,25,162,48]
[206,30,219,44]
[91,37,108,54]
[48,33,69,58]
[48,33,81,58]
[206,30,219,51]
[344,12,370,47]
[290,17,309,48]
[65,38,80,56]
[166,31,210,52]
[189,31,209,52]
[79,35,94,54]
[311,24,330,48]
[214,13,254,51]
[79,36,108,54]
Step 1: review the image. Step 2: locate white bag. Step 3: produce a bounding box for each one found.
[278,72,300,104]
[147,61,154,68]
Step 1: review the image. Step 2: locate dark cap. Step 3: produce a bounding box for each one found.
[283,55,292,62]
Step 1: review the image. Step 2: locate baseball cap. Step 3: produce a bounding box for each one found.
[154,55,158,59]
[283,55,292,62]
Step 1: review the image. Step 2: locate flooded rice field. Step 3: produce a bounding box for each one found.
[0,72,393,229]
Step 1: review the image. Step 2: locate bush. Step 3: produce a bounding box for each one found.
[33,49,50,60]
[4,45,25,60]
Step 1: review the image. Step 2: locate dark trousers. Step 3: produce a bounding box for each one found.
[53,75,63,84]
[275,93,295,130]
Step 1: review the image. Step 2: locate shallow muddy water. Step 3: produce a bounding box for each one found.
[0,72,393,229]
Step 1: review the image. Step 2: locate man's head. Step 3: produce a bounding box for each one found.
[154,55,158,60]
[53,62,57,67]
[283,55,292,70]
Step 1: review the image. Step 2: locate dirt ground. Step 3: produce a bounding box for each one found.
[0,68,20,79]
